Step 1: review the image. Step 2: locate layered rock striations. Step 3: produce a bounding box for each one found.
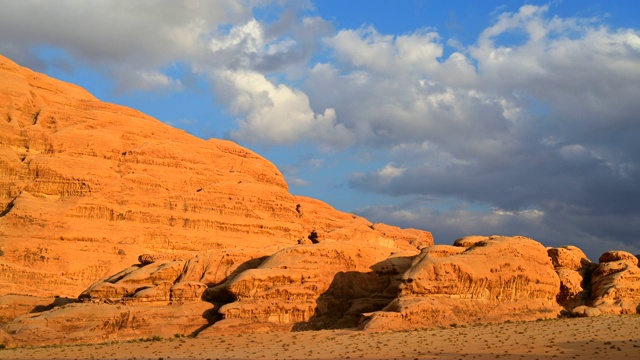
[210,243,416,332]
[0,55,431,297]
[0,55,434,345]
[362,236,563,330]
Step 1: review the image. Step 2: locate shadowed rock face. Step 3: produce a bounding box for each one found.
[570,251,640,317]
[212,243,417,332]
[0,55,432,298]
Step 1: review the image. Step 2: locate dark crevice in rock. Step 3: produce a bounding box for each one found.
[188,307,223,338]
[0,197,17,217]
[32,110,41,125]
[29,297,78,314]
[308,230,319,244]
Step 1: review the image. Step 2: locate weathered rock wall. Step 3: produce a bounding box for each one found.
[547,245,595,309]
[362,236,563,330]
[4,234,640,346]
[212,243,417,332]
[0,55,433,297]
[588,251,640,314]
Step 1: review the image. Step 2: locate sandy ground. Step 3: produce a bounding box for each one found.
[1,315,639,360]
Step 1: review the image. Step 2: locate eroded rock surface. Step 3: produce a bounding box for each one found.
[547,246,595,309]
[0,55,432,297]
[1,302,214,347]
[208,243,417,333]
[0,295,74,324]
[588,251,640,314]
[0,54,437,346]
[3,55,640,348]
[362,236,563,330]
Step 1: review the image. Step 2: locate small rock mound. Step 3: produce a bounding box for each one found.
[570,305,601,318]
[589,250,640,314]
[138,253,185,265]
[599,251,639,264]
[547,246,594,309]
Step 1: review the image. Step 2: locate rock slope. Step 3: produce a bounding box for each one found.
[0,54,432,297]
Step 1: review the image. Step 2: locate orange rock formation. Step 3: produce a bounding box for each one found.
[547,245,595,309]
[1,55,640,348]
[0,54,431,298]
[362,236,563,330]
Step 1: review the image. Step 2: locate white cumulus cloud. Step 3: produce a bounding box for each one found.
[217,69,352,147]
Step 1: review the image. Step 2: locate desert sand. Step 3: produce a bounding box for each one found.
[1,315,639,359]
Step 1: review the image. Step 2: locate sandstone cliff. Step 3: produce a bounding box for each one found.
[0,54,432,297]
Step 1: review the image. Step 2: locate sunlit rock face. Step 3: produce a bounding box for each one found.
[588,251,640,314]
[362,236,563,330]
[0,54,432,298]
[547,245,595,310]
[211,242,417,332]
[8,54,639,347]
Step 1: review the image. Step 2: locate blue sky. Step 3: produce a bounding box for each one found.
[1,0,640,259]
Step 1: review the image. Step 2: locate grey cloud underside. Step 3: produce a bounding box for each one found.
[335,8,640,255]
[350,145,640,214]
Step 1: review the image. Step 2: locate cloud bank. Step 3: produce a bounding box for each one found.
[336,6,640,257]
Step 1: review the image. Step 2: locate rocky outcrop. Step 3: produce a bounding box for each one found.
[1,301,214,347]
[0,54,432,297]
[207,243,417,333]
[4,55,640,349]
[4,233,640,345]
[588,251,640,314]
[547,246,595,309]
[0,295,75,324]
[362,236,563,330]
[0,241,419,344]
[0,54,437,346]
[79,249,271,305]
